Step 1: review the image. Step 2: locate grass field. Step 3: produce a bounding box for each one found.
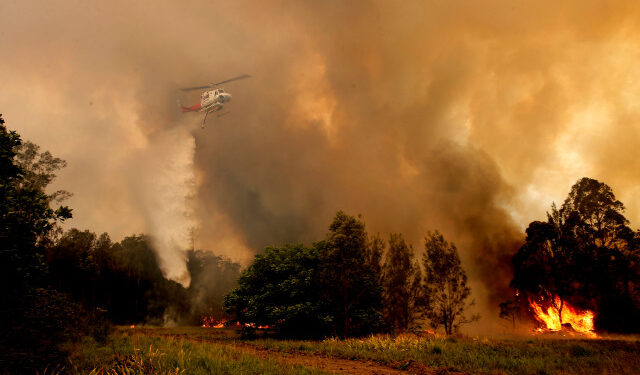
[64,327,640,375]
[65,329,328,375]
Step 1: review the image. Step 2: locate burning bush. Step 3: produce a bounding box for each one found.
[509,178,640,333]
[528,292,596,337]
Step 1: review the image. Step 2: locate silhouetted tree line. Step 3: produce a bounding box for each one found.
[0,115,241,372]
[224,211,477,338]
[507,177,640,333]
[47,230,241,326]
[46,230,241,325]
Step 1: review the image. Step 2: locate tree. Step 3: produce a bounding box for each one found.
[317,211,383,337]
[47,229,191,326]
[47,229,99,304]
[422,231,478,335]
[14,141,71,204]
[0,116,72,290]
[367,234,384,281]
[499,299,520,329]
[381,233,421,334]
[510,219,576,320]
[187,249,241,324]
[510,177,640,332]
[560,178,633,250]
[0,114,74,371]
[224,244,331,338]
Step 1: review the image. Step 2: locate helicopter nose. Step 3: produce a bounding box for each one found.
[225,93,232,102]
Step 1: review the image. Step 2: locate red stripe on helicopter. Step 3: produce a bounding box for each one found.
[180,102,202,112]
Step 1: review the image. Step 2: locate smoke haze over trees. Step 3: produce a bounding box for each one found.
[225,211,480,338]
[3,109,640,374]
[6,2,640,327]
[0,116,243,371]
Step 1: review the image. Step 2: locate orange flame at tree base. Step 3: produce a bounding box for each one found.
[529,295,596,337]
[200,316,271,329]
[201,316,227,328]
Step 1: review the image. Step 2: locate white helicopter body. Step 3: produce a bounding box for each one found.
[179,75,249,127]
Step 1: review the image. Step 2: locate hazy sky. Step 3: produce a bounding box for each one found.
[2,0,640,331]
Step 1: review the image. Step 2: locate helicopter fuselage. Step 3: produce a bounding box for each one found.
[200,88,232,113]
[179,74,250,128]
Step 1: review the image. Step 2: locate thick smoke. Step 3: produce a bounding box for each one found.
[3,0,640,331]
[133,127,197,284]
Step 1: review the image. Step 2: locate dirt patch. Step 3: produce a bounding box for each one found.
[235,343,408,375]
[241,346,469,375]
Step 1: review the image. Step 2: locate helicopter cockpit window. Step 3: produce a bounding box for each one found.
[219,89,224,93]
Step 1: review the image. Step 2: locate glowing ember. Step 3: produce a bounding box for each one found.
[129,325,135,329]
[201,316,227,328]
[529,295,596,337]
[200,316,272,329]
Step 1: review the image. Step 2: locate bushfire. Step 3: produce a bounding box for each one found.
[528,294,596,337]
[200,316,271,329]
[201,316,226,328]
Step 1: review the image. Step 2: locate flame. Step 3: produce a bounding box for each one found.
[201,316,227,328]
[243,322,271,329]
[529,295,596,337]
[200,316,272,329]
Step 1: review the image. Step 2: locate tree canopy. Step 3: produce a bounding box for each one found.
[511,177,640,332]
[224,211,480,338]
[0,114,74,370]
[317,211,383,337]
[422,231,477,335]
[224,244,331,338]
[381,233,422,334]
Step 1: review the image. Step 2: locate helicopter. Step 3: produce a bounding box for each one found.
[179,74,250,128]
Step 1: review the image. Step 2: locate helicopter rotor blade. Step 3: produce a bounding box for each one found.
[181,85,214,91]
[210,74,251,86]
[180,75,251,91]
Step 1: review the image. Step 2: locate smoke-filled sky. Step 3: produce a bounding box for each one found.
[2,0,640,331]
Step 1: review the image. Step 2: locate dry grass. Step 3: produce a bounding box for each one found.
[65,329,328,375]
[247,332,640,374]
[67,327,640,375]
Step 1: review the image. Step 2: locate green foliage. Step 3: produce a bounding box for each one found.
[0,114,76,372]
[48,229,192,325]
[69,331,328,375]
[225,211,384,338]
[0,119,72,288]
[2,288,84,371]
[422,231,478,335]
[367,234,384,278]
[381,233,421,334]
[224,244,331,338]
[511,177,640,332]
[14,140,71,203]
[317,211,383,337]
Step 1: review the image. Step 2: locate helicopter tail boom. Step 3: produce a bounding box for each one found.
[179,102,202,112]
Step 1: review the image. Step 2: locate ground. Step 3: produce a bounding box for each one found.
[66,326,640,375]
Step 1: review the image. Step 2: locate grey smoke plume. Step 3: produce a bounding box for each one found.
[2,0,640,330]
